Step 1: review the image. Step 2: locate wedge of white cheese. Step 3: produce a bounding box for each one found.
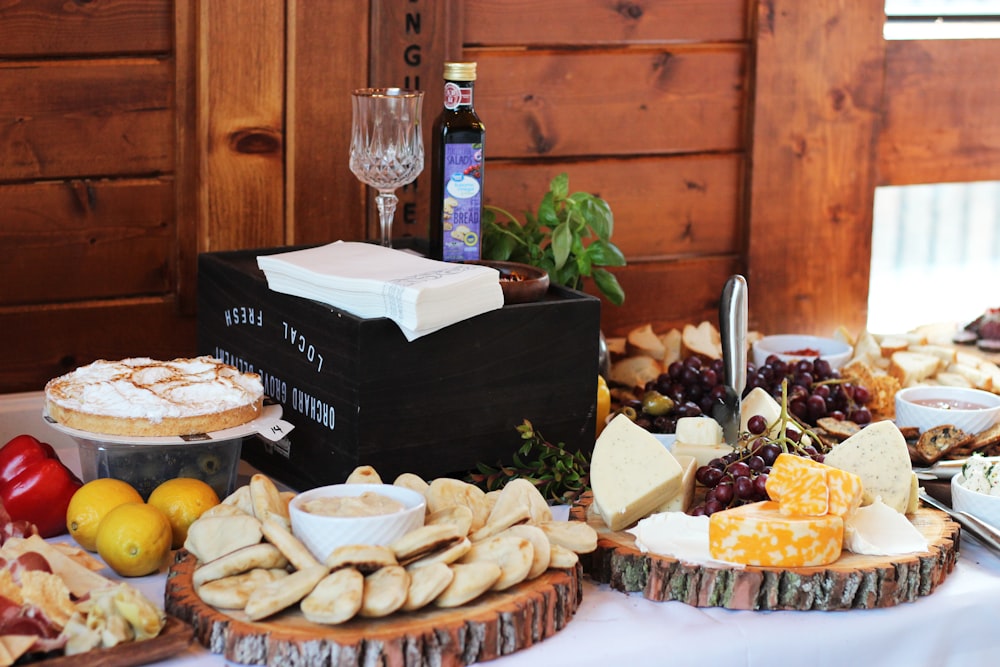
[823,419,913,513]
[591,414,684,531]
[844,497,928,555]
[672,417,731,466]
[655,454,697,513]
[739,387,783,435]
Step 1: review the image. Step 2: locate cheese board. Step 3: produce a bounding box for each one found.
[165,551,582,666]
[571,493,960,611]
[38,616,194,667]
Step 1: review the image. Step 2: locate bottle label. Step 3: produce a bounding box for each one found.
[439,142,483,261]
[443,82,473,111]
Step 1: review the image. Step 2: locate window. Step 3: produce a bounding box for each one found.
[885,0,1000,39]
[867,182,1000,333]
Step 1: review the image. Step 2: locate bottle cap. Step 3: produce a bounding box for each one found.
[443,62,477,81]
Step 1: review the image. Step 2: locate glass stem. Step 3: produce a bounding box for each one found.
[375,191,398,247]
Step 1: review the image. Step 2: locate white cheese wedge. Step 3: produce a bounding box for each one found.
[844,497,928,555]
[823,420,913,513]
[591,414,684,531]
[906,472,920,514]
[655,454,697,513]
[627,512,732,566]
[672,417,731,466]
[739,387,782,435]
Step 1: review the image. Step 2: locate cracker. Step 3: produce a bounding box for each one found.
[459,535,533,591]
[914,424,973,465]
[244,565,327,621]
[325,544,397,574]
[301,567,364,625]
[359,565,409,618]
[816,417,861,441]
[193,543,288,587]
[260,517,321,570]
[402,562,453,611]
[196,568,288,610]
[434,562,501,608]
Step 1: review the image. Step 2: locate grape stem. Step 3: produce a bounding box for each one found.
[766,379,827,455]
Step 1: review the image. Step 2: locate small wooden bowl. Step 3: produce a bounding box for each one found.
[468,260,550,304]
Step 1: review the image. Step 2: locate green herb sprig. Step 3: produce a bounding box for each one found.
[466,419,591,505]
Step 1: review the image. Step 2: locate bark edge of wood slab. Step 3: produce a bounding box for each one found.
[571,492,960,611]
[165,551,582,666]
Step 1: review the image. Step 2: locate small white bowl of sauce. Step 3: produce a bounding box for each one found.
[752,334,852,370]
[289,483,425,563]
[895,386,1000,436]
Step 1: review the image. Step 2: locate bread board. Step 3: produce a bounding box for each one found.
[571,493,960,611]
[39,616,193,667]
[165,551,581,666]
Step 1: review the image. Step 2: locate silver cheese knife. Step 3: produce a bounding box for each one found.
[713,275,748,444]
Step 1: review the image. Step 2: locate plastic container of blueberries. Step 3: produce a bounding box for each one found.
[45,403,285,500]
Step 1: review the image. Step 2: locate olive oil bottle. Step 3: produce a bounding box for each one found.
[428,62,485,262]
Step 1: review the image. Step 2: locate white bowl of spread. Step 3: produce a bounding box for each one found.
[895,386,1000,436]
[289,483,425,563]
[752,334,852,370]
[952,467,1000,530]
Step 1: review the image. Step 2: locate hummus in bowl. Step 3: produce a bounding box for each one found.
[289,483,425,562]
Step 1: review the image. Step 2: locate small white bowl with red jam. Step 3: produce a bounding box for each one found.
[895,386,1000,436]
[751,334,852,370]
[289,483,425,563]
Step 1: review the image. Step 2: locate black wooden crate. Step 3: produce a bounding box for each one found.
[197,248,601,491]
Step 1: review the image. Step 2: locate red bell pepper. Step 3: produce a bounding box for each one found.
[0,434,82,538]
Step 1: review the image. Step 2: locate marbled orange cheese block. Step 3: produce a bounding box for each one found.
[765,453,863,517]
[708,501,844,567]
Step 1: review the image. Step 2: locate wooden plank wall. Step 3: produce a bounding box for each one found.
[0,0,192,392]
[3,0,1000,394]
[463,0,750,336]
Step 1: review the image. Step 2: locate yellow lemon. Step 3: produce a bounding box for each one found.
[147,478,221,549]
[596,375,611,438]
[66,478,144,552]
[96,502,172,577]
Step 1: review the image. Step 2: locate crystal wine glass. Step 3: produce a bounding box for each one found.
[349,88,425,247]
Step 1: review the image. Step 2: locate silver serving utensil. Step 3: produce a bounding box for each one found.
[919,488,1000,557]
[713,275,748,444]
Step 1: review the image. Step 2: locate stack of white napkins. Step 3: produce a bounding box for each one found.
[256,241,504,340]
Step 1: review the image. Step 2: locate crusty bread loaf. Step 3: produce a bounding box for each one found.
[626,324,666,360]
[609,355,662,390]
[889,351,941,387]
[681,321,722,360]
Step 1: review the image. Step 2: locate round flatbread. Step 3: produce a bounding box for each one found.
[402,562,453,611]
[325,544,397,574]
[360,565,409,618]
[301,567,364,625]
[434,562,501,608]
[390,524,464,564]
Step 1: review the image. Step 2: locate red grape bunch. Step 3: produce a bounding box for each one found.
[688,400,827,517]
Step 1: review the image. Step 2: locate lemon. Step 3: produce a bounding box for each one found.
[147,478,221,549]
[96,502,172,577]
[66,478,144,552]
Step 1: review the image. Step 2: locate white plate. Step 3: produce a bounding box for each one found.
[42,402,288,445]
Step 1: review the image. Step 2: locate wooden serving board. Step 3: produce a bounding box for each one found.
[165,552,581,666]
[39,616,193,667]
[570,493,960,611]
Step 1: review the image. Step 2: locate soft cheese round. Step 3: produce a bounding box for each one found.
[44,356,264,437]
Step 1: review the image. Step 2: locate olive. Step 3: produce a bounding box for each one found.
[641,390,675,417]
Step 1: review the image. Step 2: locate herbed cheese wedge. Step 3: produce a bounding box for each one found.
[591,414,683,531]
[709,500,844,567]
[823,420,913,513]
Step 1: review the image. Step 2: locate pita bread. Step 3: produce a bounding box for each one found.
[402,562,453,611]
[459,535,533,591]
[426,478,490,532]
[196,568,288,610]
[359,565,409,618]
[345,465,382,485]
[390,524,464,565]
[301,567,364,625]
[434,562,501,608]
[244,565,327,621]
[193,543,288,587]
[325,544,397,574]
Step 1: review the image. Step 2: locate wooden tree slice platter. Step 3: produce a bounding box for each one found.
[570,493,960,611]
[165,551,581,666]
